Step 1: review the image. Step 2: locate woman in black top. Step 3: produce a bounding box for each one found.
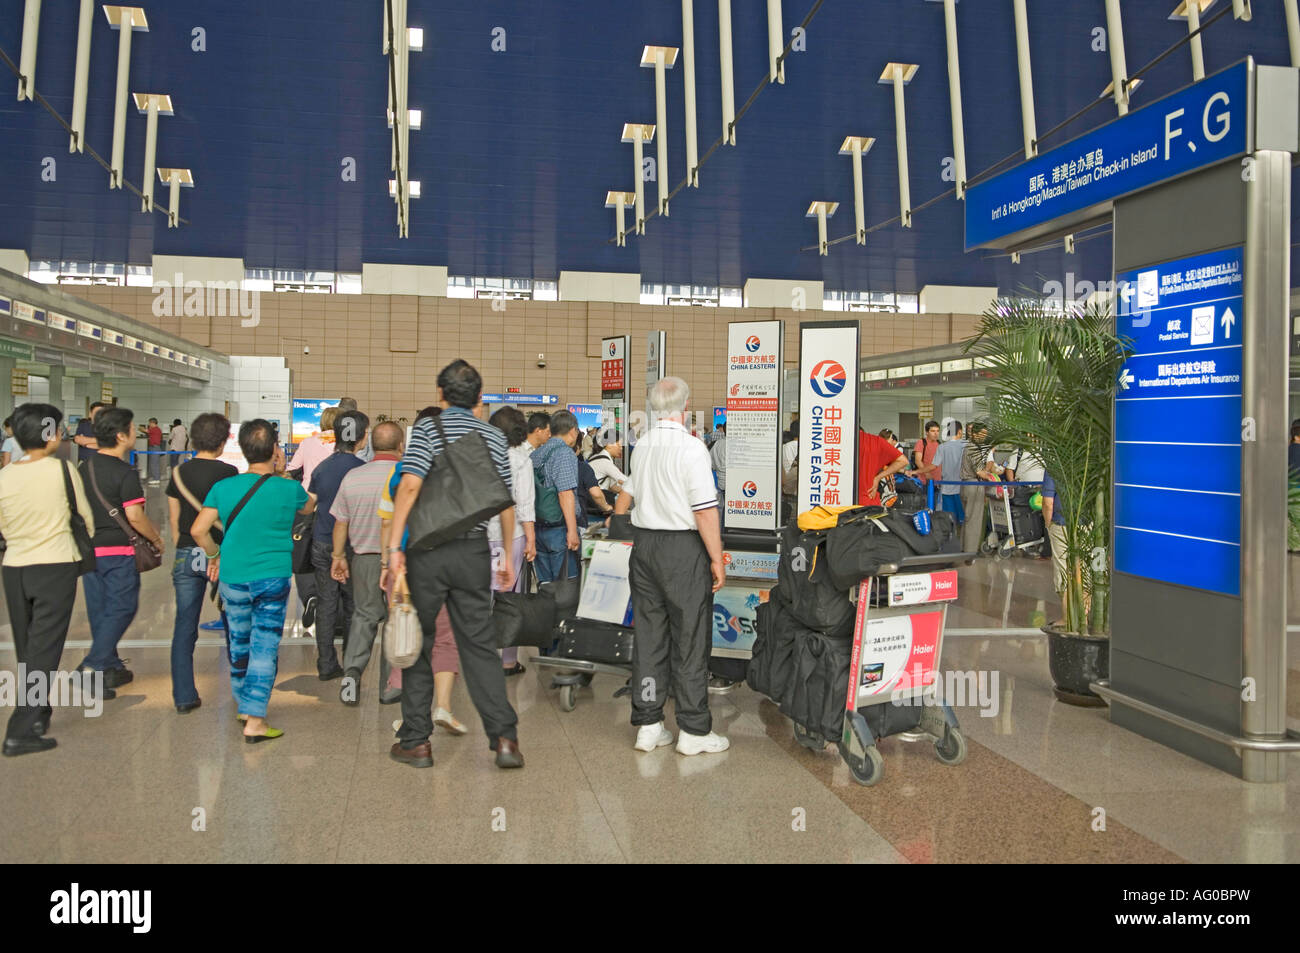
[165,413,236,713]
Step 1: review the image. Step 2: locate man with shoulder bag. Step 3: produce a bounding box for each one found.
[78,406,164,689]
[385,360,522,770]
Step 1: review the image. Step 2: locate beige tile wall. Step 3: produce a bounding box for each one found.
[61,286,981,423]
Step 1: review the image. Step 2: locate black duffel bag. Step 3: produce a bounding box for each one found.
[539,549,581,620]
[782,628,852,742]
[492,561,558,648]
[779,523,856,639]
[747,587,800,706]
[824,518,909,590]
[407,415,514,551]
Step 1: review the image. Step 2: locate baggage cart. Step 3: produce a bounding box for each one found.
[820,552,972,786]
[983,482,1045,559]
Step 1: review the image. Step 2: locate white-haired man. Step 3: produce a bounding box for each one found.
[613,377,729,755]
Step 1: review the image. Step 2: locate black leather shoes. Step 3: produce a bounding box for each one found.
[390,741,433,768]
[3,736,57,757]
[318,663,344,682]
[176,699,202,714]
[494,737,524,769]
[104,667,134,688]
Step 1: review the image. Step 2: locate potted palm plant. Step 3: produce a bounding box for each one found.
[966,296,1131,705]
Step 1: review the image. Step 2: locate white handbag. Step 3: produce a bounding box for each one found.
[382,573,422,669]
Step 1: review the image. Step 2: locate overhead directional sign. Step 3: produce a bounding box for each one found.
[1113,246,1244,596]
[482,393,558,406]
[966,60,1250,250]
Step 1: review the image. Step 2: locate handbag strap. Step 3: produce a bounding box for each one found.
[224,474,273,535]
[431,413,457,473]
[85,456,139,542]
[173,462,224,531]
[61,460,82,526]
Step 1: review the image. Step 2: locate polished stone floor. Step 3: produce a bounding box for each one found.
[1,485,1298,863]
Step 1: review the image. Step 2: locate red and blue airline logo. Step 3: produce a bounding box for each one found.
[608,342,617,356]
[809,360,847,398]
[742,480,758,498]
[745,335,761,352]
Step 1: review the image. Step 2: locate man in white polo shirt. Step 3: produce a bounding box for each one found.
[614,377,729,756]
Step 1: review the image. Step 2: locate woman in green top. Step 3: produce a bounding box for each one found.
[191,421,315,742]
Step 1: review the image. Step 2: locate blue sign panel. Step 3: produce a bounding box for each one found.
[567,403,603,429]
[482,393,558,406]
[966,61,1249,249]
[714,406,726,429]
[1113,246,1243,596]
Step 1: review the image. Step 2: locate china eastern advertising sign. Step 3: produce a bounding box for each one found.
[1114,246,1244,597]
[724,321,783,531]
[797,321,860,517]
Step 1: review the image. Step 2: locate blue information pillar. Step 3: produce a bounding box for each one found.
[1114,247,1244,596]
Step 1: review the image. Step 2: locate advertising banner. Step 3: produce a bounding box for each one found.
[600,335,630,442]
[850,594,945,706]
[567,403,603,430]
[797,321,860,517]
[887,570,959,607]
[724,321,783,531]
[291,397,338,443]
[711,586,770,655]
[1114,246,1243,596]
[713,406,726,429]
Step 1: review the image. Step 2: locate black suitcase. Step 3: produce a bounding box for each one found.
[1011,507,1045,544]
[783,628,852,742]
[747,590,800,705]
[555,617,635,666]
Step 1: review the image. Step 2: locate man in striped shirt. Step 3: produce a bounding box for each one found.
[385,360,522,770]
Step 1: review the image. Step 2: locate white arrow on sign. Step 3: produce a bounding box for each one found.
[1220,307,1236,340]
[1119,369,1135,390]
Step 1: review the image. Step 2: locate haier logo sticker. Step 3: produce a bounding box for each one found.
[742,481,758,498]
[809,360,847,398]
[745,335,761,352]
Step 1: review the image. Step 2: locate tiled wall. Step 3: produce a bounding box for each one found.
[60,286,983,425]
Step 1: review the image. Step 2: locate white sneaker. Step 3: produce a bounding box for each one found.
[634,722,673,752]
[676,731,730,755]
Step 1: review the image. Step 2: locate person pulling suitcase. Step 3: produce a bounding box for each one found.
[613,377,729,755]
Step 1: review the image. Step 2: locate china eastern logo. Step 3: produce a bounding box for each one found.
[608,342,617,356]
[745,335,761,352]
[809,360,847,398]
[742,480,758,498]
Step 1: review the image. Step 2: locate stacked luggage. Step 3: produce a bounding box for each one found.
[748,505,960,746]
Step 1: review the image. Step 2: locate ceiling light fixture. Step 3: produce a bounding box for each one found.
[878,63,919,228]
[134,93,173,212]
[641,46,679,216]
[104,5,149,189]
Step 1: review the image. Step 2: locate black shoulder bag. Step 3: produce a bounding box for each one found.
[407,415,514,551]
[62,461,96,575]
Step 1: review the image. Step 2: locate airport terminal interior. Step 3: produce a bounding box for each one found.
[2,0,1300,872]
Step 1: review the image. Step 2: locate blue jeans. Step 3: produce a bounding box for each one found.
[171,547,211,706]
[535,525,578,583]
[940,492,965,524]
[221,577,291,719]
[80,553,140,671]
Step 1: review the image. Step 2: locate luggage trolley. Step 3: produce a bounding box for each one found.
[532,532,634,713]
[982,482,1045,559]
[830,552,972,786]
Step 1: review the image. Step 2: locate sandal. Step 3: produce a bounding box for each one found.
[433,708,468,736]
[244,727,284,744]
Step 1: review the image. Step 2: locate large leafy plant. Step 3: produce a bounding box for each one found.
[966,297,1131,636]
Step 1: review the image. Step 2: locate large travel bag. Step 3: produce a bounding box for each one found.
[782,628,852,742]
[555,617,635,666]
[747,588,800,704]
[778,523,856,639]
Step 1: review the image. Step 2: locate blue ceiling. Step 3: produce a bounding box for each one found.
[0,0,1294,294]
